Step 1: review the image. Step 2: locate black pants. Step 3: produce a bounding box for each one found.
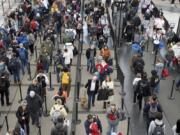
[0,91,10,106]
[29,43,34,54]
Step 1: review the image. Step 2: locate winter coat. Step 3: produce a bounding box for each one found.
[0,77,10,93]
[106,108,120,126]
[26,94,42,113]
[148,119,165,135]
[84,120,92,135]
[50,122,68,135]
[86,48,96,59]
[27,84,43,98]
[172,125,180,135]
[85,79,99,95]
[16,106,30,124]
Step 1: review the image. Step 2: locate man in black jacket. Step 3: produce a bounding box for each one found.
[136,72,151,110]
[85,76,99,110]
[26,91,42,127]
[0,73,11,106]
[86,45,96,74]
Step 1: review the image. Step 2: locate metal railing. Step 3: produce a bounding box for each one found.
[106,4,132,135]
[0,0,22,15]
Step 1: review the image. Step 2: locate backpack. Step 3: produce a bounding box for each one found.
[19,48,27,60]
[8,58,20,71]
[50,104,68,123]
[89,122,100,135]
[152,122,164,135]
[61,72,70,85]
[148,104,158,119]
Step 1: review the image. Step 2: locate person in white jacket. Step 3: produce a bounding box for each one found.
[148,112,165,135]
[172,119,180,135]
[102,76,114,109]
[133,73,141,103]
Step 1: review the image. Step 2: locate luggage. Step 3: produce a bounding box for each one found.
[80,90,88,109]
[62,72,70,85]
[162,68,169,78]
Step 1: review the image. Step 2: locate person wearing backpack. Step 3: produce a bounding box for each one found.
[0,73,11,106]
[18,43,28,75]
[9,53,21,84]
[61,67,71,97]
[150,70,160,94]
[172,119,180,135]
[54,49,64,83]
[144,95,163,131]
[148,112,165,135]
[135,72,151,110]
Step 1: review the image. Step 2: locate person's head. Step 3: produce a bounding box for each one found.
[21,100,27,110]
[104,46,108,50]
[136,73,141,78]
[151,70,157,76]
[110,104,116,112]
[141,72,147,80]
[90,45,95,49]
[105,76,112,82]
[64,48,68,52]
[87,114,93,122]
[176,119,180,133]
[57,49,62,54]
[32,79,38,85]
[92,76,97,82]
[151,95,158,104]
[155,112,163,121]
[29,91,35,98]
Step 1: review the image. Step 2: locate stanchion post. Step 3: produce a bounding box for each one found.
[77,82,80,100]
[154,50,158,66]
[127,117,130,135]
[48,72,54,91]
[44,96,49,116]
[18,82,23,103]
[169,80,175,100]
[121,97,124,110]
[75,102,81,124]
[1,1,4,15]
[5,116,9,131]
[35,46,37,61]
[38,126,41,135]
[27,62,32,80]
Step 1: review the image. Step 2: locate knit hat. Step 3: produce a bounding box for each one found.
[29,91,35,98]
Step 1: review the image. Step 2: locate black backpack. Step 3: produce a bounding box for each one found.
[8,58,20,71]
[152,122,164,135]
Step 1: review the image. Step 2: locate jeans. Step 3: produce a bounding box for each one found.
[107,120,119,135]
[176,79,180,88]
[21,59,27,75]
[154,83,160,93]
[88,92,96,109]
[0,90,10,105]
[87,57,95,73]
[13,70,20,82]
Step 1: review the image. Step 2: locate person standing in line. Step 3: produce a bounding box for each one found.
[26,91,42,127]
[86,45,96,74]
[148,112,165,135]
[84,114,93,135]
[0,73,11,106]
[16,100,30,135]
[85,76,99,110]
[106,104,121,135]
[172,119,180,135]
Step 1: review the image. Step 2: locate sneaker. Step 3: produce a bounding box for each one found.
[171,4,175,7]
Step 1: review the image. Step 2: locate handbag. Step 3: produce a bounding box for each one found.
[162,68,169,78]
[97,89,109,101]
[108,89,114,96]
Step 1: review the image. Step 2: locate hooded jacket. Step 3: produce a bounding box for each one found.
[148,119,165,135]
[50,122,68,135]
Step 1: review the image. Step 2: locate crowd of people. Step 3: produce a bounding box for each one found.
[0,0,180,135]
